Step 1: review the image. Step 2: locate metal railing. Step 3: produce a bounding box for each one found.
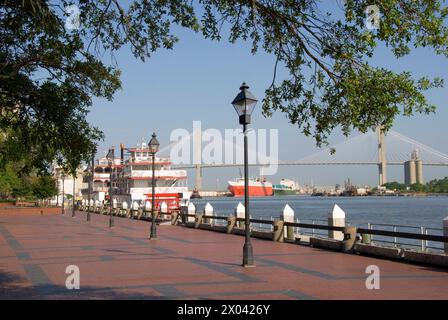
[82,207,448,254]
[252,215,274,232]
[178,213,447,253]
[294,218,329,237]
[363,223,444,252]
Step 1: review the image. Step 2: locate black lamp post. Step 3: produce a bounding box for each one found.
[72,172,76,217]
[149,132,160,239]
[87,150,95,222]
[61,173,65,215]
[56,170,60,207]
[231,82,258,267]
[106,148,115,228]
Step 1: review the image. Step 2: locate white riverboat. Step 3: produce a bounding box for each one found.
[82,140,189,211]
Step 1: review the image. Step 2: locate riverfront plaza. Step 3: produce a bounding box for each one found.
[1,209,447,300]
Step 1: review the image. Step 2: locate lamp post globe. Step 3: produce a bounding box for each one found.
[231,82,258,267]
[149,132,160,239]
[231,82,258,126]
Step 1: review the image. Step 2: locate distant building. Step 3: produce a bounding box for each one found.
[355,187,368,196]
[52,165,85,205]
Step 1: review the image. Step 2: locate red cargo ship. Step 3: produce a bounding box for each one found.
[227,178,273,197]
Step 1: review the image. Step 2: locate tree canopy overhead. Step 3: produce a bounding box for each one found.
[1,0,447,172]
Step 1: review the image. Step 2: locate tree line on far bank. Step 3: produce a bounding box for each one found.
[382,177,448,193]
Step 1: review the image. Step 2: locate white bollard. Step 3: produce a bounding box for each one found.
[145,200,151,215]
[187,202,196,222]
[235,202,245,228]
[121,201,127,216]
[112,198,118,209]
[281,204,295,240]
[132,201,139,217]
[328,204,345,240]
[204,202,214,224]
[444,216,448,254]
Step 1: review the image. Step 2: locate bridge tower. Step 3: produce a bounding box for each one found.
[377,127,387,186]
[195,164,202,190]
[193,124,202,190]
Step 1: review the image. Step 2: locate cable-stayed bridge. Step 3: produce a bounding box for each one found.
[165,128,448,188]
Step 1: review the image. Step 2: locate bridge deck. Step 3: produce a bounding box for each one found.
[0,211,447,300]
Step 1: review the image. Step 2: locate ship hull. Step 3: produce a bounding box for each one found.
[273,189,297,196]
[228,182,273,197]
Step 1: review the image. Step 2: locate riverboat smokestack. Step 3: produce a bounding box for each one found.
[120,143,124,165]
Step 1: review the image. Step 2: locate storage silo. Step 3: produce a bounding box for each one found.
[404,160,416,185]
[415,159,423,184]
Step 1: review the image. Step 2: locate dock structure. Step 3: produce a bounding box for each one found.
[0,210,447,300]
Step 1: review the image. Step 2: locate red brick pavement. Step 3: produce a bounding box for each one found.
[0,211,447,300]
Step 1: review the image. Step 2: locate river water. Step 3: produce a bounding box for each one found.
[191,195,448,230]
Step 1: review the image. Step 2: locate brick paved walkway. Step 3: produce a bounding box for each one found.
[0,211,447,299]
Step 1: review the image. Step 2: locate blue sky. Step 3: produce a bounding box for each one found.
[88,3,448,189]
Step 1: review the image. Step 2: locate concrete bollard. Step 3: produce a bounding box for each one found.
[444,216,448,254]
[137,207,143,219]
[342,226,357,252]
[227,216,236,234]
[328,204,345,241]
[273,220,285,242]
[281,204,295,241]
[171,212,179,225]
[204,203,213,224]
[235,203,245,228]
[187,202,196,223]
[195,213,203,228]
